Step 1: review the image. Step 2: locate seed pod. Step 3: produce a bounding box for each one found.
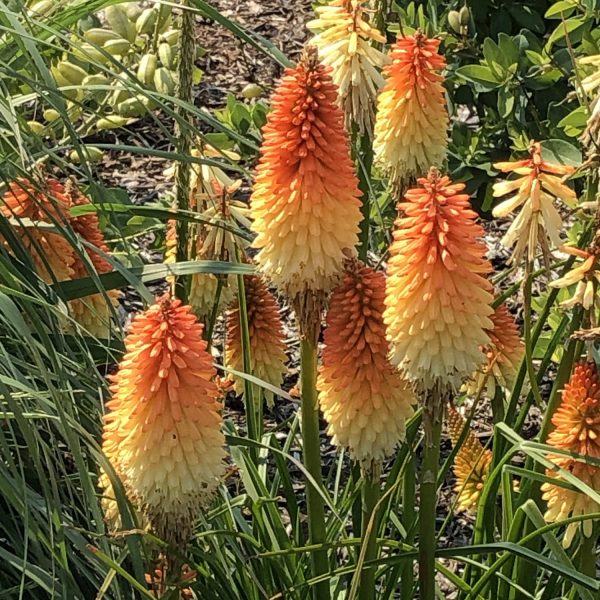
[124,3,143,21]
[69,146,104,164]
[28,0,54,16]
[57,61,87,85]
[103,39,131,56]
[117,97,147,117]
[459,5,470,25]
[27,121,45,135]
[137,53,157,85]
[97,116,129,130]
[158,42,174,68]
[72,43,109,64]
[160,29,179,46]
[448,10,461,33]
[153,67,175,95]
[66,102,83,121]
[43,108,60,122]
[241,83,263,99]
[83,28,122,46]
[105,6,136,43]
[83,74,110,87]
[156,5,172,32]
[108,87,130,107]
[136,8,157,35]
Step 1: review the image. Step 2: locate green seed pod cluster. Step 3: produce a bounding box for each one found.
[37,2,186,136]
[448,5,470,36]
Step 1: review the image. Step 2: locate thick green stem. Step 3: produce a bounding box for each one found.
[300,336,330,600]
[401,454,416,598]
[358,464,381,600]
[418,392,444,600]
[173,0,194,303]
[580,531,597,580]
[523,268,543,409]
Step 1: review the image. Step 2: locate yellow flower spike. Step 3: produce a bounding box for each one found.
[446,404,492,512]
[467,302,524,396]
[225,275,287,407]
[542,361,600,547]
[1,178,75,283]
[67,182,119,338]
[307,0,388,135]
[373,32,449,185]
[100,295,226,547]
[318,260,414,464]
[492,142,576,265]
[550,245,600,310]
[250,45,362,333]
[384,168,494,389]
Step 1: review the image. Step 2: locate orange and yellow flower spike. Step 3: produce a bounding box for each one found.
[250,45,362,330]
[1,178,75,283]
[492,142,576,265]
[318,260,414,464]
[384,168,494,389]
[373,32,449,185]
[307,0,388,135]
[100,295,226,546]
[550,245,600,310]
[225,275,287,407]
[446,404,492,512]
[542,361,600,547]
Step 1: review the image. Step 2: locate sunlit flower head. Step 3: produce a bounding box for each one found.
[67,183,118,337]
[492,142,576,265]
[307,0,388,135]
[384,168,493,389]
[446,404,492,512]
[250,45,362,329]
[100,295,226,546]
[225,275,287,407]
[318,260,414,464]
[466,302,524,396]
[373,32,448,184]
[1,178,75,283]
[550,245,600,310]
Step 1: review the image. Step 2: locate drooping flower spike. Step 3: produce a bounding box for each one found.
[1,178,75,283]
[307,0,388,135]
[550,245,600,310]
[578,54,600,96]
[250,45,362,333]
[100,295,226,546]
[66,181,118,338]
[466,302,524,396]
[384,168,494,389]
[373,32,449,185]
[318,260,414,464]
[446,404,492,512]
[492,142,577,265]
[226,275,287,407]
[542,361,600,547]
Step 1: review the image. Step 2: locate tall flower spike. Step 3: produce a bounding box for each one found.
[384,168,494,389]
[318,260,414,464]
[542,361,600,547]
[446,405,492,512]
[492,142,577,265]
[550,245,600,310]
[100,296,226,546]
[225,275,287,407]
[1,178,75,283]
[307,0,388,135]
[373,32,448,185]
[67,183,118,338]
[467,302,524,396]
[250,45,362,330]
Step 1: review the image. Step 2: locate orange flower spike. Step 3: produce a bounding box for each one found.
[492,142,577,264]
[373,32,449,184]
[542,361,600,546]
[446,405,492,512]
[318,261,414,464]
[100,296,226,545]
[225,275,288,406]
[67,184,119,337]
[1,178,75,283]
[384,168,494,388]
[250,46,362,303]
[547,361,600,458]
